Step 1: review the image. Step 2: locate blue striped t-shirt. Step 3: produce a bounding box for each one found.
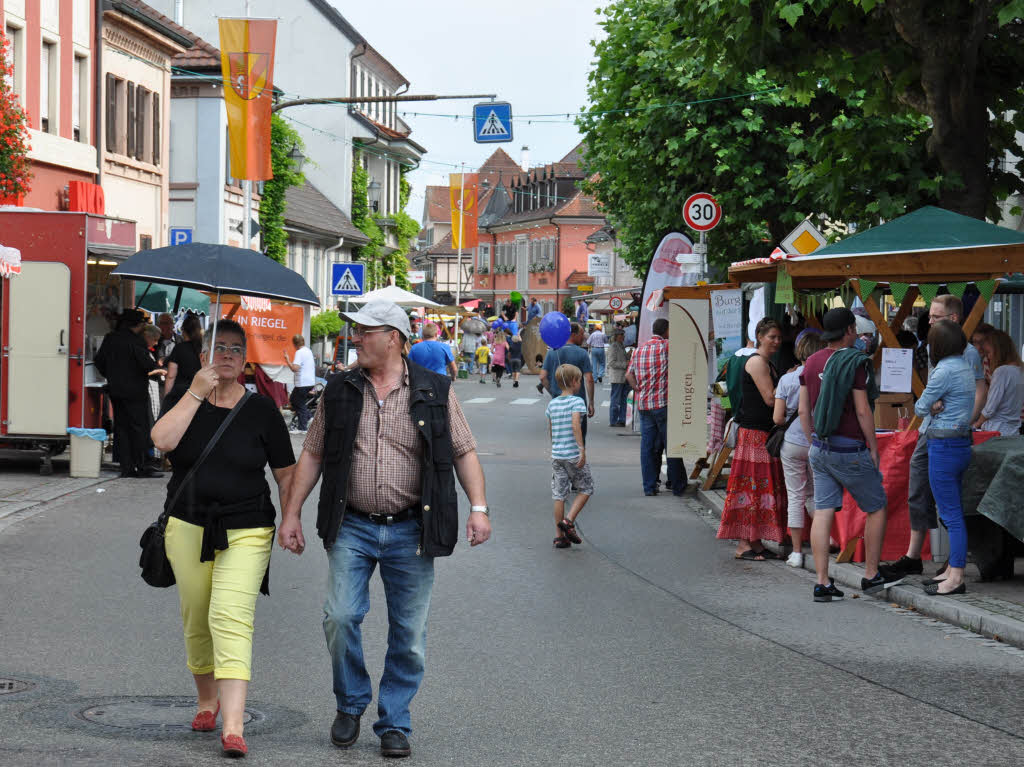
[546,395,588,460]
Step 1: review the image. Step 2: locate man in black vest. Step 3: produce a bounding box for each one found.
[279,300,490,759]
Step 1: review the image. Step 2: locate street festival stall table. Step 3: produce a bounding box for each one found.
[835,430,999,563]
[960,435,1024,579]
[725,207,1024,558]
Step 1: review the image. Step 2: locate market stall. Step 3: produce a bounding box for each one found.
[0,210,137,472]
[726,206,1024,560]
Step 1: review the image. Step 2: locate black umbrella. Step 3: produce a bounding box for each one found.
[111,242,319,306]
[112,242,319,352]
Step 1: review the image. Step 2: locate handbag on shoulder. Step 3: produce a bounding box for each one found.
[138,390,252,588]
[765,411,799,458]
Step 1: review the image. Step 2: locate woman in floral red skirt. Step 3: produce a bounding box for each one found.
[717,318,788,559]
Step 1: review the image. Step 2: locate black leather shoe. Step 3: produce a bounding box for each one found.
[136,467,164,479]
[330,711,360,748]
[380,730,411,758]
[923,582,966,596]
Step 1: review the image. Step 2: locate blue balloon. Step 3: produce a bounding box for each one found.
[506,321,519,336]
[491,320,502,330]
[539,312,571,350]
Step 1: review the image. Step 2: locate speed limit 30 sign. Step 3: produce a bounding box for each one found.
[609,296,623,310]
[683,192,722,232]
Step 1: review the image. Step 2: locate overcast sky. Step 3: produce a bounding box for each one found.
[337,0,607,221]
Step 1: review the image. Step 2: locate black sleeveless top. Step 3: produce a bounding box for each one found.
[737,355,779,432]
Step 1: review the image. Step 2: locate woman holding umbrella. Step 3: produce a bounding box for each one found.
[152,320,295,758]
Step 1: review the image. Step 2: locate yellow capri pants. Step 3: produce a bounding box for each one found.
[164,516,273,681]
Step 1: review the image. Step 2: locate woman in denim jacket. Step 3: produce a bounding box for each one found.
[913,319,975,596]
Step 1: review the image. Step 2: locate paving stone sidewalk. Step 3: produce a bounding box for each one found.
[0,454,119,532]
[698,486,1024,649]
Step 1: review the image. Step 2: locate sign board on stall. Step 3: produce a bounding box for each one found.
[710,288,743,373]
[682,192,722,232]
[220,301,304,365]
[588,253,611,277]
[474,101,513,143]
[667,298,710,461]
[407,270,426,285]
[331,262,365,296]
[881,347,914,393]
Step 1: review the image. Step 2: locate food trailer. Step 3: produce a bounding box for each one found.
[0,210,137,472]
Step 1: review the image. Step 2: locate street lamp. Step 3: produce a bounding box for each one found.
[288,142,306,173]
[368,179,382,213]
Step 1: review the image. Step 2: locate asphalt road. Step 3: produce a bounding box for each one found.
[2,376,1023,766]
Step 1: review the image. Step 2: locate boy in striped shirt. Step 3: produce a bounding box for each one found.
[545,364,595,549]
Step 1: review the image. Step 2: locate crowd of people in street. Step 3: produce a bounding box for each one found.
[714,295,1024,603]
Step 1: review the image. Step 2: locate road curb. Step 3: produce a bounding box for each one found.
[696,487,1024,650]
[0,474,119,532]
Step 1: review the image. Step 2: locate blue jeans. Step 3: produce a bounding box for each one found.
[639,407,685,495]
[609,382,629,425]
[927,436,972,568]
[324,513,435,736]
[590,348,606,380]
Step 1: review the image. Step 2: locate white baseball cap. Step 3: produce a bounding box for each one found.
[855,315,876,335]
[339,300,411,339]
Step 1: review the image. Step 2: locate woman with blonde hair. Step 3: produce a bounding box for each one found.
[717,318,788,560]
[975,329,1024,435]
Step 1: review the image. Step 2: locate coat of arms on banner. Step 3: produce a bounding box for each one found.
[227,52,270,100]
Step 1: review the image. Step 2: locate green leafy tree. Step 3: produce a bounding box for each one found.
[561,296,574,316]
[310,309,342,341]
[670,0,1024,221]
[351,156,386,287]
[580,0,941,276]
[0,32,31,202]
[259,115,304,264]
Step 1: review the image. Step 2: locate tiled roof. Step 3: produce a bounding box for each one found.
[105,0,198,48]
[416,231,457,257]
[559,141,586,166]
[478,148,521,181]
[557,188,603,218]
[424,186,450,223]
[284,179,369,244]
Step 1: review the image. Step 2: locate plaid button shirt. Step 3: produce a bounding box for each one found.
[303,364,476,515]
[627,334,669,411]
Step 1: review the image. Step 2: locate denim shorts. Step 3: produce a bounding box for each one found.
[808,444,887,513]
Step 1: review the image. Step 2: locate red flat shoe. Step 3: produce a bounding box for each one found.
[221,733,247,758]
[191,702,220,732]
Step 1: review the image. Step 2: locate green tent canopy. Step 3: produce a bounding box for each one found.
[134,282,210,315]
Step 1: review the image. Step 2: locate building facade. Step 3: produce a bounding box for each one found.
[2,0,100,209]
[100,0,188,249]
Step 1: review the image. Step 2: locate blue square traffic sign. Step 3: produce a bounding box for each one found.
[169,227,193,245]
[474,102,513,144]
[331,262,365,296]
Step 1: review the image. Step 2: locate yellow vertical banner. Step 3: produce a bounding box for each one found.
[449,173,479,249]
[219,18,277,180]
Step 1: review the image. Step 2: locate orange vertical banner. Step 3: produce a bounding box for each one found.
[449,173,479,249]
[219,18,277,180]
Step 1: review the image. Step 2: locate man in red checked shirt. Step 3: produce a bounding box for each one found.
[627,317,685,496]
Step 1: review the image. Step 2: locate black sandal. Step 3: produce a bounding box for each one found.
[553,536,571,549]
[752,547,780,560]
[558,519,583,544]
[735,549,766,561]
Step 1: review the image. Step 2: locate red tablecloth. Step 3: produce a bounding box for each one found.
[835,430,999,562]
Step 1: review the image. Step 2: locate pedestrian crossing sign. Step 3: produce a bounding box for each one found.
[331,262,365,296]
[474,102,513,144]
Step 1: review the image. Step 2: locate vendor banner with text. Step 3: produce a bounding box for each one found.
[667,298,710,461]
[219,18,277,180]
[449,173,479,249]
[220,298,303,364]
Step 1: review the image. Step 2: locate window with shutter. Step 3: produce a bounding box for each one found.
[135,87,146,161]
[126,82,136,157]
[106,74,117,151]
[153,96,161,165]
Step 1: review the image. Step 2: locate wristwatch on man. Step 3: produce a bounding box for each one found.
[470,505,490,516]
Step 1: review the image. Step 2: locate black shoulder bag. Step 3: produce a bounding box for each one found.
[139,390,252,587]
[765,410,799,458]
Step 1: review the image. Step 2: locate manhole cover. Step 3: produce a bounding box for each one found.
[75,696,260,731]
[23,695,306,739]
[0,679,35,696]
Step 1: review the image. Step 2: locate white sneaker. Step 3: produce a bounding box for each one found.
[786,552,804,568]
